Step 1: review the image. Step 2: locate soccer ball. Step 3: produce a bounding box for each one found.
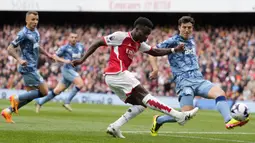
[231,103,249,121]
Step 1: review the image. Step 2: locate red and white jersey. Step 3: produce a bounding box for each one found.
[103,31,152,74]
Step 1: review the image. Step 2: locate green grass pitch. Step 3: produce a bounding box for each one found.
[0,100,254,143]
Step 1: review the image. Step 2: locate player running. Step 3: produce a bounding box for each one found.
[72,17,199,138]
[1,11,52,123]
[150,16,249,136]
[35,32,85,112]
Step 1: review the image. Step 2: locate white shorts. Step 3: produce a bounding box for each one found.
[105,71,140,102]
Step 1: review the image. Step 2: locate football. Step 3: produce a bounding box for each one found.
[231,103,249,121]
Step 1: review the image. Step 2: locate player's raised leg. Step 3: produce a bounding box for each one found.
[136,85,198,125]
[105,72,198,138]
[63,76,83,111]
[207,86,249,129]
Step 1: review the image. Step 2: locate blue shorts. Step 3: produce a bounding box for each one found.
[61,68,79,87]
[176,78,214,108]
[22,71,44,87]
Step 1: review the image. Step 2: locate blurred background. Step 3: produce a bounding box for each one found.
[0,0,255,110]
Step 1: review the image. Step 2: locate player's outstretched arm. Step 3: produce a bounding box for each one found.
[7,44,27,66]
[52,54,71,64]
[145,43,184,56]
[72,38,106,66]
[39,46,53,60]
[148,55,158,79]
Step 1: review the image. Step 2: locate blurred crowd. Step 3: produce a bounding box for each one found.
[0,24,255,101]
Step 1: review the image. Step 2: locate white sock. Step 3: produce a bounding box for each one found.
[113,105,145,129]
[142,94,182,118]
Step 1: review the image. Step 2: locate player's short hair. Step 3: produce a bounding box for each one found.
[134,17,153,28]
[26,11,38,17]
[178,16,195,25]
[70,30,77,34]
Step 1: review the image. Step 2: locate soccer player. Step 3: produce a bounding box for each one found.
[150,16,249,136]
[35,32,85,112]
[72,17,199,138]
[1,11,52,123]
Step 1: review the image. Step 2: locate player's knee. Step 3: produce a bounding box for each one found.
[40,90,48,96]
[209,86,226,99]
[54,89,62,95]
[181,106,194,112]
[76,84,83,89]
[215,89,226,98]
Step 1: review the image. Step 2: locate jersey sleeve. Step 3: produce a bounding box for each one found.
[156,37,176,49]
[103,32,124,46]
[139,42,152,52]
[11,31,25,48]
[56,46,66,57]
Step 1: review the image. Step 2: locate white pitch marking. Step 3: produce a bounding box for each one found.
[123,131,255,135]
[123,131,255,143]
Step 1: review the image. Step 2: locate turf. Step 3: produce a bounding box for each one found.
[0,100,254,143]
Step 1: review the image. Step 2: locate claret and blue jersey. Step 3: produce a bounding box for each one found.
[11,26,40,73]
[156,35,201,78]
[56,43,85,71]
[157,34,213,100]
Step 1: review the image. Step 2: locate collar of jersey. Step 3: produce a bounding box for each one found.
[24,26,36,32]
[128,32,139,43]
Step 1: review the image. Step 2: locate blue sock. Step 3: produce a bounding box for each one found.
[65,86,80,104]
[18,90,42,102]
[8,99,33,112]
[157,115,177,124]
[18,100,33,109]
[37,91,56,105]
[216,96,232,123]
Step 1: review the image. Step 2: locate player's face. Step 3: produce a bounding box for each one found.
[179,22,193,39]
[26,14,39,30]
[135,26,152,42]
[69,33,78,45]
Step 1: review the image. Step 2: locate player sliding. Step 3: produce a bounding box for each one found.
[72,17,199,138]
[150,16,249,136]
[35,32,85,113]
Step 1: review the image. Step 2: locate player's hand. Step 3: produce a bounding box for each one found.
[71,60,83,67]
[65,60,71,64]
[47,54,55,61]
[149,70,158,79]
[174,43,185,52]
[18,59,27,66]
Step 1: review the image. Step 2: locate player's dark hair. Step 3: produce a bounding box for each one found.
[26,11,38,17]
[178,16,195,25]
[134,17,153,28]
[70,30,77,34]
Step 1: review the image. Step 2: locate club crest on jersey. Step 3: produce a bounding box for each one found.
[126,48,135,59]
